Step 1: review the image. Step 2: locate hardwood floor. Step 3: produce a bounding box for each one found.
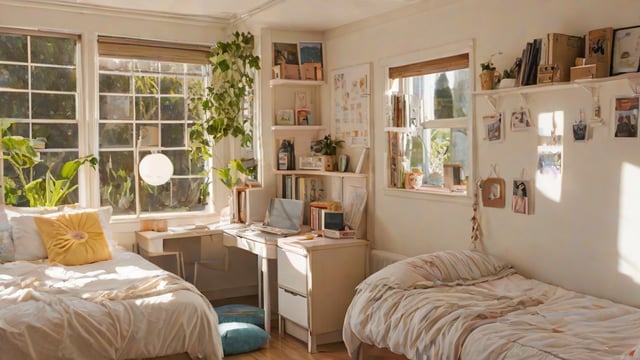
[211,295,351,360]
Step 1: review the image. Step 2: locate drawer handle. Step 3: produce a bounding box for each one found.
[282,288,303,297]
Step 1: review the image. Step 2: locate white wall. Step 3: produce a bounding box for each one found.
[324,0,640,306]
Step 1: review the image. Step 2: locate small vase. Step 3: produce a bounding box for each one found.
[479,70,496,90]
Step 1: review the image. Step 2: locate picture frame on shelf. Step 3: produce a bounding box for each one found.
[612,26,640,75]
[276,109,295,125]
[613,95,639,138]
[585,27,613,78]
[273,42,299,66]
[298,42,323,80]
[296,108,312,125]
[294,91,308,110]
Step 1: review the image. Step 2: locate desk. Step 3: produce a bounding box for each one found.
[223,228,281,331]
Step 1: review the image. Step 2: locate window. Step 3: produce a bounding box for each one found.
[97,37,211,216]
[386,51,471,195]
[0,29,82,205]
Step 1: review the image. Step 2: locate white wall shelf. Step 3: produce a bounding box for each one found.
[270,79,325,87]
[272,125,325,131]
[274,169,367,178]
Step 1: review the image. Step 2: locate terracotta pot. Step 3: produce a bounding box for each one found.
[479,70,496,90]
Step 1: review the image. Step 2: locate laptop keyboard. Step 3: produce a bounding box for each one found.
[249,223,298,236]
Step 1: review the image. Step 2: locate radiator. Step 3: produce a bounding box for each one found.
[369,249,408,274]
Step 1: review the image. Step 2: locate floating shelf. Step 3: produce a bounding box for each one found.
[269,79,324,87]
[273,169,367,178]
[271,125,325,131]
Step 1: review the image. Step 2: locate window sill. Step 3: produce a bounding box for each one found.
[383,186,471,205]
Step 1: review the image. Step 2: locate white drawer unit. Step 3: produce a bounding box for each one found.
[277,236,368,353]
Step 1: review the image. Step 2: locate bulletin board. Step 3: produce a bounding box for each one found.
[332,63,371,147]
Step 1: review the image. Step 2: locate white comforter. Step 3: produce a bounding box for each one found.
[0,248,223,360]
[343,250,640,360]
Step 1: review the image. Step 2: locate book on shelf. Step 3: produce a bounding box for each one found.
[295,176,324,224]
[585,27,613,78]
[547,32,585,82]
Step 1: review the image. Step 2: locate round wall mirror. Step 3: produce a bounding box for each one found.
[139,153,174,186]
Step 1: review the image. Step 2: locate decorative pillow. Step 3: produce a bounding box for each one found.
[215,304,265,328]
[63,206,114,248]
[218,322,270,356]
[0,226,14,263]
[11,206,113,261]
[33,211,112,266]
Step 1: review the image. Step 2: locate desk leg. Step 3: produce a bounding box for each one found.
[261,255,271,331]
[257,255,263,309]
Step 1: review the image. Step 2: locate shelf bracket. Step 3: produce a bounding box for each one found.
[484,95,497,112]
[627,78,640,95]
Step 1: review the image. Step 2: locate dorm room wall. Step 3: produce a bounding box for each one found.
[0,2,260,299]
[323,0,640,307]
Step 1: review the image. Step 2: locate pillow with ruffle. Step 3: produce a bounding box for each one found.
[33,211,112,266]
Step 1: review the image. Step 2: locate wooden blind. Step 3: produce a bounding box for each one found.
[389,53,469,79]
[98,36,211,64]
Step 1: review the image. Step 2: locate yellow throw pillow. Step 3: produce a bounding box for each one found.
[34,211,112,266]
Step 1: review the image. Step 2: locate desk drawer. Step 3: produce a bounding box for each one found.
[278,287,308,328]
[277,248,307,295]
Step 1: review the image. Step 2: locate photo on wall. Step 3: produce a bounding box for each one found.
[510,109,533,131]
[483,113,504,142]
[512,180,531,215]
[613,95,639,138]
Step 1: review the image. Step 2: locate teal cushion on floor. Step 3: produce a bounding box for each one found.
[215,304,265,328]
[219,322,270,355]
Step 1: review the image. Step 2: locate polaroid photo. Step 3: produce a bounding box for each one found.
[483,113,504,142]
[613,95,639,138]
[510,109,532,131]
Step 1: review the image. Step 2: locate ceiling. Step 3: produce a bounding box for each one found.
[26,0,422,31]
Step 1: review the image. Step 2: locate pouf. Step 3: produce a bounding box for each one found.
[215,304,269,355]
[218,322,270,356]
[215,304,265,328]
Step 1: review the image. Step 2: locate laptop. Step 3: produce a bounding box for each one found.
[249,198,304,236]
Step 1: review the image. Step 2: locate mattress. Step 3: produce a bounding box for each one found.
[0,248,223,360]
[343,250,640,360]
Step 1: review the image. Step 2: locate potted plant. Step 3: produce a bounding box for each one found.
[479,51,502,90]
[189,31,261,160]
[498,58,521,89]
[311,134,344,171]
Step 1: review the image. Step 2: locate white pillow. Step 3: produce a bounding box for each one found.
[11,206,113,261]
[0,226,14,263]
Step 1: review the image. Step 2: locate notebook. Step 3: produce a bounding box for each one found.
[249,198,304,236]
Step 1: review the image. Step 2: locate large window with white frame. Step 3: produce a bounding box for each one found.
[386,50,472,195]
[0,29,83,206]
[97,36,211,216]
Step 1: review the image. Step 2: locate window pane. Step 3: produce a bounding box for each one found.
[171,177,207,211]
[100,95,133,120]
[99,73,130,93]
[32,93,76,119]
[31,66,76,91]
[166,149,191,176]
[420,127,468,186]
[136,124,159,146]
[31,36,76,65]
[0,64,28,89]
[100,123,133,148]
[33,123,78,148]
[186,64,205,76]
[99,58,132,72]
[161,63,184,75]
[161,97,185,120]
[135,96,159,120]
[135,76,158,94]
[161,123,185,147]
[408,68,470,123]
[99,150,136,215]
[0,34,27,62]
[134,60,159,73]
[0,92,29,118]
[160,76,183,94]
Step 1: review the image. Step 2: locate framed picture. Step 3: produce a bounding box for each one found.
[612,26,640,75]
[586,27,613,78]
[273,42,299,66]
[299,42,323,80]
[483,113,504,142]
[296,108,311,125]
[481,177,505,208]
[275,109,294,125]
[613,95,639,138]
[294,91,308,110]
[510,109,532,131]
[512,180,531,215]
[573,122,587,141]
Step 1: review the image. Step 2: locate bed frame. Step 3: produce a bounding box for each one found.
[358,343,408,360]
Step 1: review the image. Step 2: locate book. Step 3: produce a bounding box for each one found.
[355,148,368,174]
[586,27,613,78]
[547,33,585,82]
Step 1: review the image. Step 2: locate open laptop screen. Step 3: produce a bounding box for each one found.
[264,198,304,231]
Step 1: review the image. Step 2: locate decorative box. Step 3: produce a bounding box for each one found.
[299,155,335,171]
[570,64,597,81]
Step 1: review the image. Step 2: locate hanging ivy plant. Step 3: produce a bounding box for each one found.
[190,31,261,160]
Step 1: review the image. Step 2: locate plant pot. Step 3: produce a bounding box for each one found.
[479,70,496,90]
[498,78,516,89]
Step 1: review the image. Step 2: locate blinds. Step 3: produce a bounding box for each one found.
[97,36,211,64]
[389,53,469,79]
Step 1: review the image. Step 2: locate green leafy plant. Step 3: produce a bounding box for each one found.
[480,51,502,72]
[1,122,98,207]
[189,31,261,160]
[214,158,256,190]
[315,134,344,156]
